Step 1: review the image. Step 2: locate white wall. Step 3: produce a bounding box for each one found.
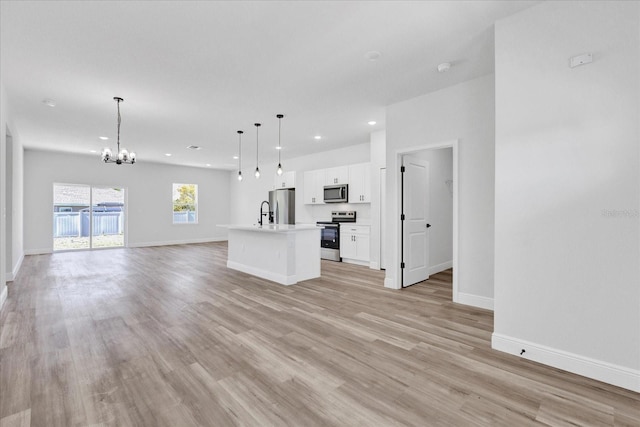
[385,74,495,309]
[228,142,371,225]
[414,148,453,274]
[0,81,7,308]
[24,150,230,252]
[493,1,640,392]
[7,131,24,281]
[369,130,386,269]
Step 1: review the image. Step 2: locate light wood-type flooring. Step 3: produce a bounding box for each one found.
[1,242,638,426]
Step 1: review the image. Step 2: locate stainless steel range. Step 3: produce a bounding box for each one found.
[316,211,356,261]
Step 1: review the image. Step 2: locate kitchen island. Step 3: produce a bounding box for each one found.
[219,224,321,285]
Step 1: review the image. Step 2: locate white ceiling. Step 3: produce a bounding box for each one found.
[0,0,537,170]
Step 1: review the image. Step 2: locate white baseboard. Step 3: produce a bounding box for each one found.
[24,248,52,255]
[429,260,453,275]
[227,260,295,286]
[341,258,369,267]
[492,333,640,393]
[25,238,227,254]
[384,277,399,289]
[6,253,24,282]
[369,261,380,270]
[455,292,494,311]
[0,285,7,311]
[127,236,227,248]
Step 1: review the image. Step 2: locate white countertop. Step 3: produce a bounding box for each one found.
[218,223,320,233]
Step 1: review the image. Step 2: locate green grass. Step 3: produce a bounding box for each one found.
[53,234,124,251]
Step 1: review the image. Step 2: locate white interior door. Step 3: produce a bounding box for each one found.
[402,155,429,287]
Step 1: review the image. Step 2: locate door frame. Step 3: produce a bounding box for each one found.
[52,183,128,251]
[394,140,459,301]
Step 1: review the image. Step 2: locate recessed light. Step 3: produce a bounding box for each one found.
[314,135,322,140]
[205,163,211,167]
[165,153,172,157]
[364,51,381,61]
[437,62,451,73]
[368,121,376,126]
[275,146,282,150]
[89,150,97,153]
[99,136,109,140]
[42,99,56,107]
[232,155,239,159]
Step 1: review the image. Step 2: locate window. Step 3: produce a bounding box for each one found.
[172,183,198,224]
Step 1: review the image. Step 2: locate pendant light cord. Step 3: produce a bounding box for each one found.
[278,116,281,164]
[238,131,242,170]
[116,99,121,153]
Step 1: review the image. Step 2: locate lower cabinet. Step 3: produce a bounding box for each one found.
[340,225,370,263]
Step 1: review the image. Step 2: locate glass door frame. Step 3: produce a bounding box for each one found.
[53,183,128,252]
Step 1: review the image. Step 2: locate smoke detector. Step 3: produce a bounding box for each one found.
[437,62,451,73]
[186,145,202,150]
[364,51,382,61]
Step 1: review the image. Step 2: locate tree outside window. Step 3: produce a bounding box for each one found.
[173,183,198,224]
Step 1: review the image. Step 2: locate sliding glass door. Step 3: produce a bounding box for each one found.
[53,184,125,251]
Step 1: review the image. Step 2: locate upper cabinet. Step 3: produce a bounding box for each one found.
[348,163,371,203]
[274,171,296,189]
[303,170,325,204]
[324,166,349,185]
[304,162,371,205]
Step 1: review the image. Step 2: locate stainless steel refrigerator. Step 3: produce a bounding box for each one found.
[268,188,295,225]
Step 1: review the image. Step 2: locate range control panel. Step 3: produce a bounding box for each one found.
[331,211,356,223]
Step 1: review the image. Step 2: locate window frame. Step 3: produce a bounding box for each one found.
[172,183,199,225]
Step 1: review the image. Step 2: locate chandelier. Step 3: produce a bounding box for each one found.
[101,97,136,164]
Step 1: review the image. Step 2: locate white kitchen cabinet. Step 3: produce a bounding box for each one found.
[340,225,370,263]
[274,171,296,189]
[303,169,325,204]
[348,162,371,203]
[324,166,349,185]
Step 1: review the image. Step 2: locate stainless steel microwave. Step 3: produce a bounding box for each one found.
[323,184,348,203]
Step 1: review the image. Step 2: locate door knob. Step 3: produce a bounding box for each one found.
[426,224,431,228]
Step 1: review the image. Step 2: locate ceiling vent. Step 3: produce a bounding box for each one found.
[186,145,202,150]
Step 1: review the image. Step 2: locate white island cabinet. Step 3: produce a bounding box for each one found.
[219,224,321,285]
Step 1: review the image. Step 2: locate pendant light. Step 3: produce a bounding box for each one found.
[254,123,261,178]
[276,114,284,176]
[101,97,136,164]
[237,130,243,181]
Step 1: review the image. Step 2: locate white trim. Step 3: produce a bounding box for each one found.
[12,253,23,278]
[24,248,52,255]
[492,333,640,393]
[369,261,379,270]
[341,258,369,267]
[6,253,24,282]
[128,236,227,248]
[384,277,396,288]
[27,237,227,254]
[227,260,296,286]
[428,260,452,276]
[457,292,494,311]
[0,285,7,310]
[394,140,459,298]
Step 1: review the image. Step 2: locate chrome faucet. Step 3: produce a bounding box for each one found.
[259,200,273,226]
